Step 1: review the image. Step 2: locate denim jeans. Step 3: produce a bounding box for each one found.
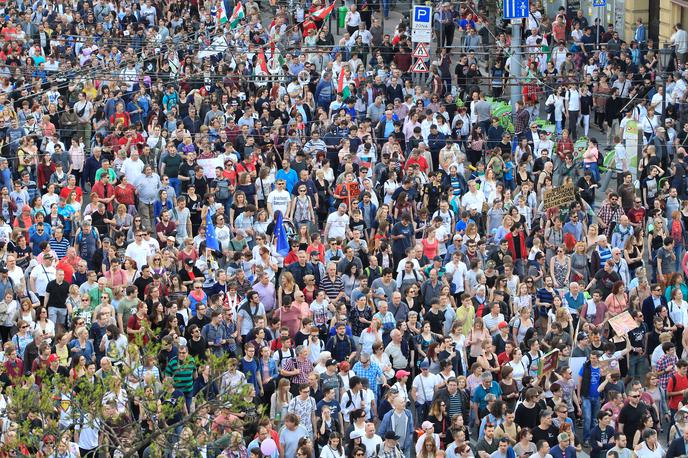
[169,177,181,197]
[582,397,600,442]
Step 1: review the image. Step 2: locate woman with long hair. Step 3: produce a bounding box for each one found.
[605,280,629,317]
[466,126,485,167]
[270,378,293,427]
[417,435,438,458]
[512,306,534,347]
[415,321,440,364]
[359,318,382,356]
[465,318,491,368]
[277,271,299,310]
[500,365,520,411]
[477,340,500,379]
[320,431,345,458]
[426,398,449,448]
[32,306,55,346]
[507,347,529,390]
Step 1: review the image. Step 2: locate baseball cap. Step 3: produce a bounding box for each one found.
[350,430,364,440]
[419,360,430,369]
[338,361,350,371]
[577,332,589,341]
[498,321,509,330]
[422,421,434,430]
[48,354,58,363]
[395,369,411,379]
[326,359,338,367]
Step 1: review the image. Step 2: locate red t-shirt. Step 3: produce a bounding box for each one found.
[59,185,83,202]
[127,314,149,344]
[667,373,688,410]
[56,259,74,284]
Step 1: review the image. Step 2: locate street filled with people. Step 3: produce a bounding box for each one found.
[0,0,687,457]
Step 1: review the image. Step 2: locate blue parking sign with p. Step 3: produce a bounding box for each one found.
[413,5,431,24]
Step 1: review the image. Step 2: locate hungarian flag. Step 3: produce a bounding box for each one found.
[229,2,245,28]
[218,0,230,24]
[311,2,336,21]
[338,69,351,99]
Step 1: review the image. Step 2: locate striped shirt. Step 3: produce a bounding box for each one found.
[319,274,344,302]
[165,355,196,393]
[49,237,70,259]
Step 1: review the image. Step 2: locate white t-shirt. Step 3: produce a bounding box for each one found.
[482,312,505,335]
[267,189,292,217]
[650,92,664,114]
[121,157,145,183]
[461,191,485,212]
[326,212,350,240]
[566,89,581,111]
[445,260,468,293]
[125,241,149,271]
[634,442,665,458]
[614,143,628,170]
[668,300,688,327]
[30,264,56,296]
[411,372,439,404]
[361,434,383,458]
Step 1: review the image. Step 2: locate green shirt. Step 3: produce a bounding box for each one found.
[165,355,196,393]
[88,286,113,309]
[95,168,117,182]
[162,154,183,178]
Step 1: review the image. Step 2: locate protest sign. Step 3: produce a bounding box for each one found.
[538,349,560,377]
[543,184,576,210]
[197,158,224,178]
[608,311,639,336]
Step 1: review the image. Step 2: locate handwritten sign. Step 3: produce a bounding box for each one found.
[538,349,560,377]
[543,184,576,209]
[608,310,639,336]
[197,158,224,179]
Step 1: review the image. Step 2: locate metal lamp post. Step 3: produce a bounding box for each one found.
[658,42,672,122]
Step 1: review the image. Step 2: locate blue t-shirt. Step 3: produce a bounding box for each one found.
[391,222,413,255]
[472,382,503,411]
[579,364,601,399]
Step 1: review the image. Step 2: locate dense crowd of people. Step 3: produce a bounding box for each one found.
[0,0,687,457]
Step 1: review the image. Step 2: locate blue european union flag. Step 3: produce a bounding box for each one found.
[274,210,290,257]
[206,212,220,251]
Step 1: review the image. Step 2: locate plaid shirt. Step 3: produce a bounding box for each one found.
[352,360,384,392]
[656,353,678,390]
[378,445,404,458]
[596,203,625,236]
[283,356,314,385]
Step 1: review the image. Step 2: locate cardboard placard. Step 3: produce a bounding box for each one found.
[538,349,560,377]
[608,311,639,336]
[543,184,576,209]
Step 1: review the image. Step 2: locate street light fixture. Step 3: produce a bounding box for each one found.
[658,42,672,122]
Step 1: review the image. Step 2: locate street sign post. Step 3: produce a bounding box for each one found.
[411,59,429,73]
[412,43,430,58]
[503,0,529,19]
[411,5,433,43]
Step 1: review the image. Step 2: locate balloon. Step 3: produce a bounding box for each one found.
[260,438,277,456]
